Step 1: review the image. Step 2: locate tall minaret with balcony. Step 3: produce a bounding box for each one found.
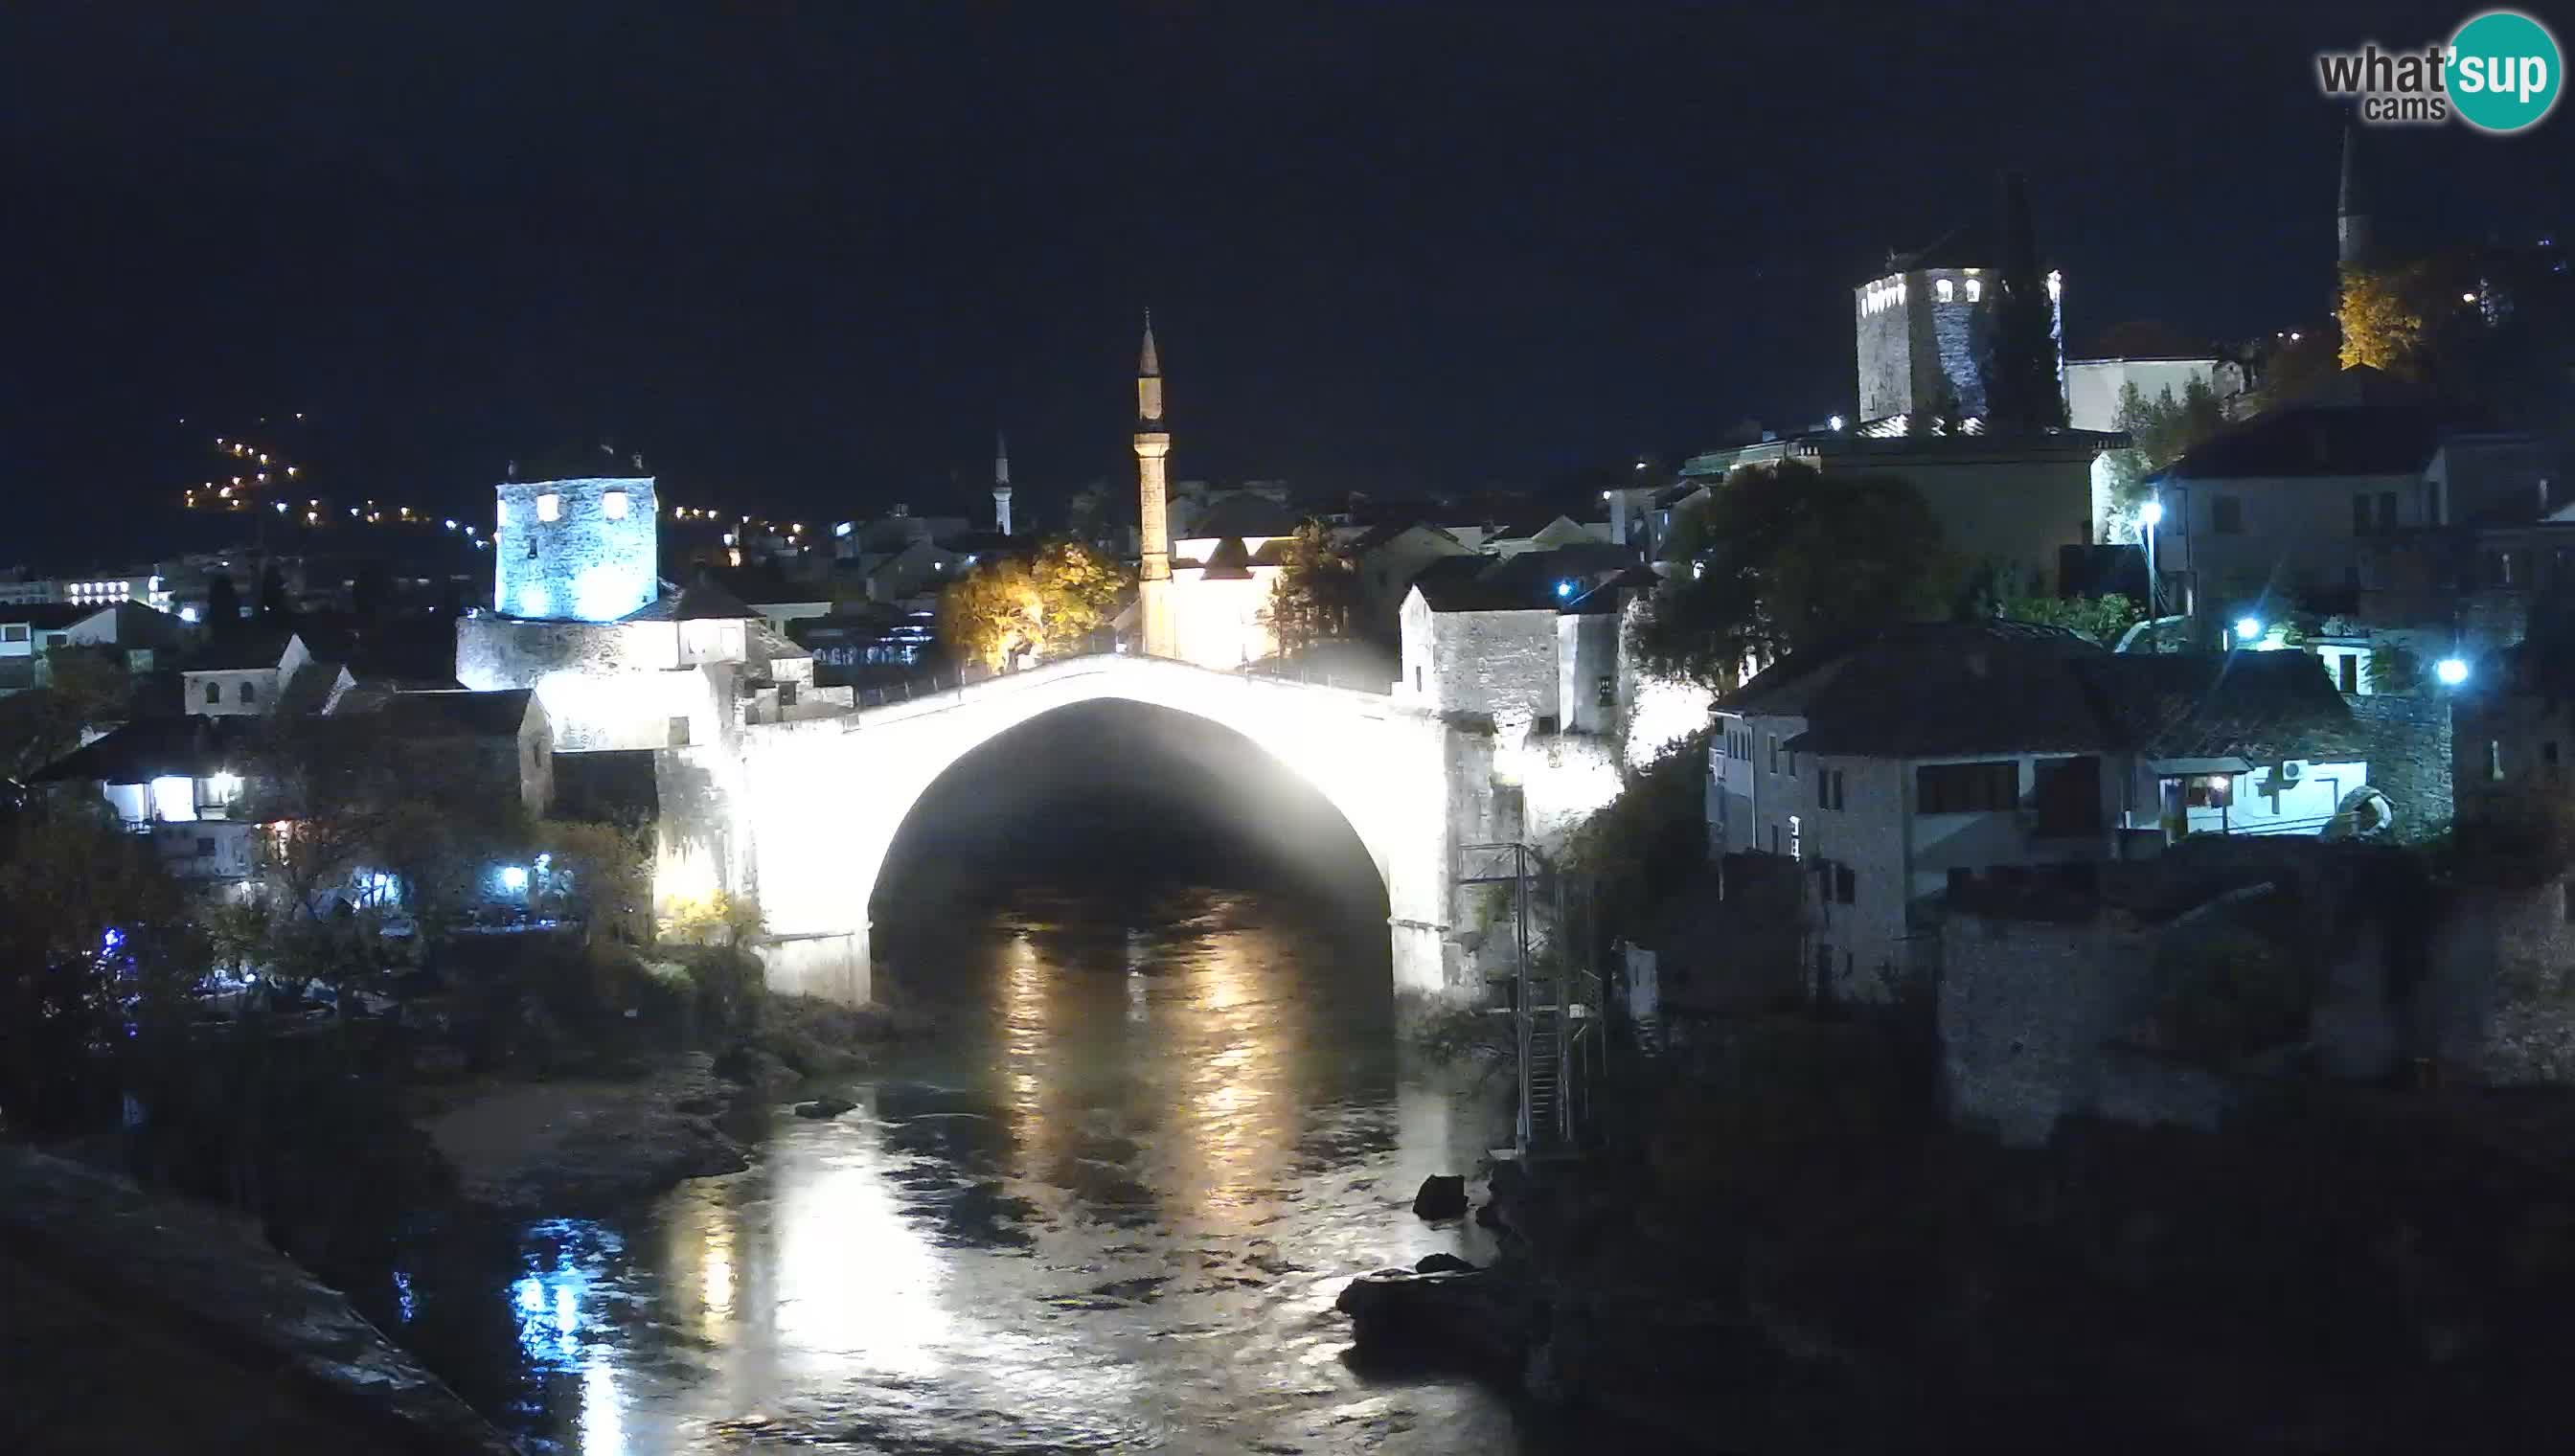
[1134,311,1176,658]
[992,430,1014,535]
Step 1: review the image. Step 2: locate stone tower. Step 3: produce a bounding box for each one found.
[992,430,1014,536]
[491,475,658,622]
[2337,121,2373,267]
[1134,311,1175,658]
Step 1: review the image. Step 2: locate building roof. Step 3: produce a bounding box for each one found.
[627,579,762,622]
[33,715,262,785]
[1723,622,2358,762]
[1199,536,1257,580]
[1183,492,1305,542]
[1409,555,1550,613]
[2160,400,2482,482]
[1562,567,1663,615]
[182,628,299,672]
[1349,520,1461,555]
[372,688,537,739]
[1,603,111,631]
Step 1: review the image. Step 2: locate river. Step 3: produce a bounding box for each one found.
[375,877,1569,1454]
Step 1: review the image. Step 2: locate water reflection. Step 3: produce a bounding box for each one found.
[421,885,1530,1455]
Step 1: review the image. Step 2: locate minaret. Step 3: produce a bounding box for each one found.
[991,430,1014,535]
[1134,310,1176,658]
[2337,121,2372,268]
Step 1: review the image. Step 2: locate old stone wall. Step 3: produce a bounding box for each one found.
[1939,911,2231,1148]
[1428,608,1561,725]
[2425,882,2575,1085]
[2346,692,2452,834]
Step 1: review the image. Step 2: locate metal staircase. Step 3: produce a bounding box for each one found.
[1459,841,1601,1161]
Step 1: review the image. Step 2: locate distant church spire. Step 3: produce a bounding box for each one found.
[2337,120,2373,267]
[991,429,1014,535]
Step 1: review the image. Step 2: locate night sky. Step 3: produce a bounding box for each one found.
[6,1,2568,557]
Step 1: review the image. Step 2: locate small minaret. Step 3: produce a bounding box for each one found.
[992,430,1014,535]
[1134,310,1175,659]
[2337,120,2372,268]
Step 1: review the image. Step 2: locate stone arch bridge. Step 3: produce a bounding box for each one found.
[658,654,1511,1011]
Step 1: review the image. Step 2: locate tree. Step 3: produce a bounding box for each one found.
[1258,520,1357,659]
[206,573,242,629]
[530,818,653,944]
[2339,262,2427,375]
[1999,592,2143,646]
[2100,378,2228,529]
[256,559,290,622]
[1980,172,2067,432]
[2367,638,2424,696]
[937,539,1132,671]
[0,801,200,1132]
[1636,461,1954,687]
[0,645,130,783]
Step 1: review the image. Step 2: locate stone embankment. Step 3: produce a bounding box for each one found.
[0,1148,523,1455]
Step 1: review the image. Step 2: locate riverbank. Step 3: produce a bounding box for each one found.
[1343,1014,2575,1453]
[0,1148,522,1455]
[416,1051,755,1217]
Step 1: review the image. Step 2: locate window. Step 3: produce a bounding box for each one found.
[603,489,629,520]
[41,633,66,648]
[497,500,512,527]
[1834,863,1855,904]
[2428,481,2444,525]
[670,715,692,747]
[2211,495,2244,535]
[2353,493,2374,535]
[1831,769,1844,809]
[204,680,222,704]
[2378,491,2399,531]
[1815,768,1845,809]
[1414,667,1424,693]
[0,624,23,643]
[2179,774,2233,808]
[1767,736,1778,774]
[1769,825,1780,854]
[1916,761,2018,814]
[1935,278,1955,303]
[1788,814,1802,860]
[195,836,216,857]
[1965,278,1982,303]
[2338,654,2359,694]
[2491,739,2505,782]
[2031,756,2104,835]
[536,492,562,522]
[239,681,256,705]
[1595,675,1616,707]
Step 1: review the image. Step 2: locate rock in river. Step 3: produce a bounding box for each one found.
[1336,1265,1528,1371]
[1412,1172,1469,1219]
[794,1095,857,1120]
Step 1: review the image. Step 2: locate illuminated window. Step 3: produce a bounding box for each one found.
[1966,278,1983,302]
[1936,278,1955,303]
[149,775,198,824]
[602,489,629,520]
[536,492,561,522]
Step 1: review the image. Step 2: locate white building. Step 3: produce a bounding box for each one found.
[181,631,353,717]
[33,716,263,885]
[2063,355,2243,433]
[2151,384,2550,636]
[1711,623,2369,1003]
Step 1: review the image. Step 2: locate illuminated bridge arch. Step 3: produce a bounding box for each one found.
[707,655,1468,1008]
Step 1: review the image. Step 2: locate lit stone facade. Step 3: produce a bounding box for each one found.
[493,476,658,624]
[1853,267,2062,421]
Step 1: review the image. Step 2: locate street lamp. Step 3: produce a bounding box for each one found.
[2235,616,2264,645]
[2139,498,2163,626]
[2436,656,2470,686]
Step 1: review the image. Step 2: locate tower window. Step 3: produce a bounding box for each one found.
[497,500,511,527]
[536,492,561,522]
[1935,278,1955,303]
[1965,278,1983,303]
[603,489,629,520]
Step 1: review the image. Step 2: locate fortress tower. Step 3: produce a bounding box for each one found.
[492,475,658,623]
[1134,312,1176,658]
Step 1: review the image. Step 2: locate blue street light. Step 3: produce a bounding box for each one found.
[2235,617,2264,644]
[2436,656,2470,686]
[1556,580,1575,599]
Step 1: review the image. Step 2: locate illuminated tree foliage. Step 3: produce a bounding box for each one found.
[2338,262,2427,375]
[1258,520,1357,659]
[937,538,1131,671]
[1636,461,1954,689]
[1999,592,2142,646]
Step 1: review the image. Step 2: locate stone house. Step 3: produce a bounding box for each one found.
[1711,623,2368,1003]
[2150,382,2547,638]
[179,630,353,717]
[1350,522,1473,638]
[32,716,265,885]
